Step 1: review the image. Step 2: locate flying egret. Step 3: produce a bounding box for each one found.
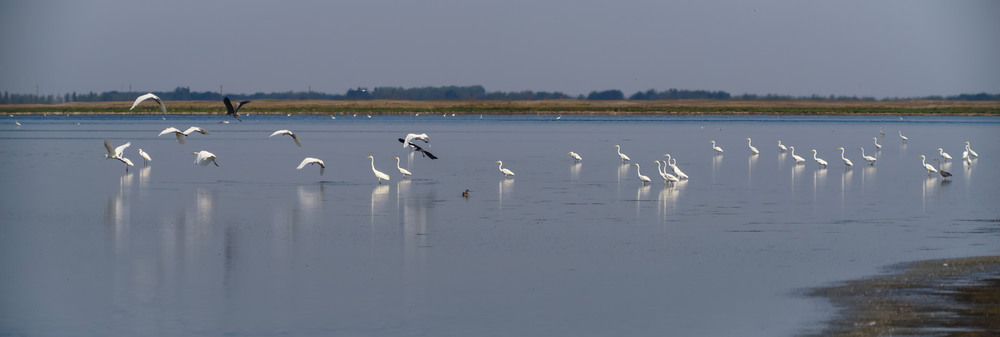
[919,155,937,175]
[630,163,652,185]
[789,146,806,164]
[711,140,724,154]
[130,93,167,114]
[898,130,908,143]
[296,157,325,175]
[192,150,219,167]
[873,137,882,150]
[746,138,759,155]
[393,157,412,179]
[811,149,828,167]
[223,97,250,122]
[614,145,631,162]
[965,141,979,158]
[365,155,390,184]
[138,148,151,166]
[402,133,429,148]
[104,139,134,172]
[858,147,877,166]
[653,161,679,185]
[933,158,952,179]
[836,147,853,167]
[269,129,302,147]
[937,148,952,161]
[568,151,582,161]
[777,140,787,152]
[397,138,438,159]
[159,126,209,144]
[496,160,515,178]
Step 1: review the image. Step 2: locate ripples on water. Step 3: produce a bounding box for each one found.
[0,114,997,336]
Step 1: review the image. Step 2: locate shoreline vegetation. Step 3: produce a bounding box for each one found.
[808,255,1000,336]
[2,99,998,115]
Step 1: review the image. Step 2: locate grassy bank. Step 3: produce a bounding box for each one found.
[2,99,998,115]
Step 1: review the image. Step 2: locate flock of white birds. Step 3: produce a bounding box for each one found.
[98,93,983,186]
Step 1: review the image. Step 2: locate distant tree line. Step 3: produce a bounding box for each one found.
[2,86,998,104]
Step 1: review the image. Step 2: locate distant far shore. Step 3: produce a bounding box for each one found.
[2,99,998,115]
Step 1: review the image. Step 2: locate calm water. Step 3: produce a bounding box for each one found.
[1,114,998,336]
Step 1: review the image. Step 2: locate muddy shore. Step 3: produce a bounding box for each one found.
[807,255,1000,336]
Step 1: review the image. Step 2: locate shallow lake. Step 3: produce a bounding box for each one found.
[1,113,998,336]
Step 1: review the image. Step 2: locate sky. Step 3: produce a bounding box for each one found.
[2,0,998,99]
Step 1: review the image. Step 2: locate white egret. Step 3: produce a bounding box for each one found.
[269,129,302,147]
[223,97,250,122]
[663,154,689,180]
[777,140,787,152]
[159,126,209,144]
[789,146,806,164]
[103,139,134,172]
[965,141,979,158]
[130,93,167,114]
[138,149,151,166]
[192,150,219,167]
[630,163,652,185]
[393,157,412,179]
[402,133,429,148]
[397,138,438,159]
[614,145,631,162]
[898,130,908,143]
[296,157,325,175]
[746,138,759,155]
[653,161,679,185]
[919,155,937,175]
[873,137,882,150]
[711,140,724,154]
[365,155,390,184]
[15,120,21,126]
[811,149,828,167]
[933,158,952,179]
[858,147,877,166]
[937,148,952,161]
[568,151,582,161]
[836,147,853,167]
[496,160,515,178]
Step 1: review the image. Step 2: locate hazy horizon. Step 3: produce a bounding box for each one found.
[2,0,998,99]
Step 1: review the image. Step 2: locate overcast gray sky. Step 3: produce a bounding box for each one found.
[2,0,998,98]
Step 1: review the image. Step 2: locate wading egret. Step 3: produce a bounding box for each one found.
[873,137,882,150]
[269,129,302,147]
[811,149,828,168]
[365,156,391,184]
[104,139,134,172]
[159,126,209,144]
[711,140,724,154]
[568,151,582,161]
[138,149,151,166]
[919,155,937,175]
[837,147,853,167]
[296,157,325,175]
[393,157,412,178]
[858,147,877,166]
[223,97,250,122]
[933,158,952,179]
[965,141,978,158]
[192,150,219,167]
[937,148,952,161]
[789,146,806,164]
[615,145,631,162]
[630,163,652,185]
[496,160,515,178]
[397,138,438,159]
[777,140,787,152]
[130,93,167,114]
[898,130,908,143]
[653,161,679,185]
[663,154,689,180]
[746,138,759,155]
[402,133,429,148]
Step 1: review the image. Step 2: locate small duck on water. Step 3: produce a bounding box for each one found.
[462,189,470,198]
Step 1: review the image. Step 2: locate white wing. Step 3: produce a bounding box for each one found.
[114,142,131,158]
[130,93,161,111]
[270,130,291,138]
[104,139,116,158]
[184,126,208,135]
[159,127,181,136]
[297,157,325,169]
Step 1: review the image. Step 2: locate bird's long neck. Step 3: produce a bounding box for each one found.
[790,148,795,156]
[860,148,865,157]
[396,158,402,169]
[370,157,376,171]
[840,149,846,159]
[498,162,503,171]
[635,165,642,176]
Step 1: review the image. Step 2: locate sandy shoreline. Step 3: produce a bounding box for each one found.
[806,255,1000,336]
[2,99,998,115]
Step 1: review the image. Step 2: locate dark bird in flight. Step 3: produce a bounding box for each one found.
[223,97,250,122]
[398,138,438,159]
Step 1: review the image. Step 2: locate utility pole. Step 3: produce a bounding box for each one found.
[219,85,223,99]
[308,85,311,100]
[35,84,39,103]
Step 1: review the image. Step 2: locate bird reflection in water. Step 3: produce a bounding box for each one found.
[570,162,581,181]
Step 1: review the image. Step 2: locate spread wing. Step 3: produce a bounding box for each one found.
[114,142,131,158]
[130,93,160,110]
[159,127,181,136]
[184,126,208,135]
[104,139,115,157]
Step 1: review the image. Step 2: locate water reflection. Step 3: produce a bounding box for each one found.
[712,154,722,183]
[790,164,804,191]
[570,162,581,181]
[812,167,827,202]
[635,184,651,217]
[498,179,513,209]
[196,188,214,227]
[747,154,757,189]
